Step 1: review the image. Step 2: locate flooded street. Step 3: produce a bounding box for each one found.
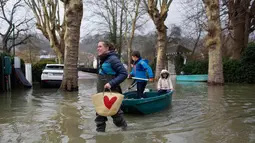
[0,74,254,143]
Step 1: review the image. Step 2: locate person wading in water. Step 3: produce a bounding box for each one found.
[95,40,128,132]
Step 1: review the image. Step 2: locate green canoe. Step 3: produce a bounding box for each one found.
[121,90,173,115]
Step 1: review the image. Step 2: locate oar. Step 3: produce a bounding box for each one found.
[131,77,149,81]
[123,81,137,93]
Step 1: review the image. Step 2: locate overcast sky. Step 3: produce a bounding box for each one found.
[81,1,184,37]
[0,0,185,38]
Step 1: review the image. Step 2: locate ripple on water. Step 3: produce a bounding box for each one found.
[0,80,255,143]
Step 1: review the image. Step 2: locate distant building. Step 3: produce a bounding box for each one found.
[166,43,192,75]
[39,50,56,59]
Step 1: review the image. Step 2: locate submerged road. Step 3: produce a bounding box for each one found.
[78,71,97,79]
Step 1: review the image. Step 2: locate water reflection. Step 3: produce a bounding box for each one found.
[0,76,254,143]
[40,91,86,143]
[94,133,124,143]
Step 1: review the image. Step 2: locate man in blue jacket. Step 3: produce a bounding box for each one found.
[128,51,154,98]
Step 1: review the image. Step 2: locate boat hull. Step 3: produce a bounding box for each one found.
[176,74,208,82]
[121,90,173,115]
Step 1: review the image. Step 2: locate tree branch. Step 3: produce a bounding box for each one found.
[8,34,33,52]
[0,0,10,24]
[143,0,149,11]
[10,0,23,22]
[167,0,173,9]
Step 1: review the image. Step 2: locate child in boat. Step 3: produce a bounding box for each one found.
[157,69,173,95]
[128,51,154,98]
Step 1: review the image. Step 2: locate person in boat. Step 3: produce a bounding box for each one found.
[95,40,127,132]
[157,69,173,95]
[128,51,154,98]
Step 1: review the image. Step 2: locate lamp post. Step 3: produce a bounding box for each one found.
[12,24,15,56]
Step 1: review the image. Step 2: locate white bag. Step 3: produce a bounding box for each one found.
[92,90,124,116]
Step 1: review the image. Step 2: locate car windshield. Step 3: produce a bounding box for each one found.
[45,65,64,70]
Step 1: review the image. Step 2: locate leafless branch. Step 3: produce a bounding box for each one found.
[0,0,33,53]
[8,34,33,52]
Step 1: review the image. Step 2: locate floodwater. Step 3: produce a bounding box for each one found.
[0,74,255,143]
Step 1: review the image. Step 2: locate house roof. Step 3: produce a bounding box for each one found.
[166,44,192,55]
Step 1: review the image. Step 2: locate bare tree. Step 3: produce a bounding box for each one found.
[144,0,174,79]
[180,0,206,56]
[25,0,65,63]
[203,0,224,84]
[168,24,182,44]
[0,0,33,54]
[16,38,40,64]
[86,0,122,53]
[186,0,255,60]
[85,0,147,57]
[60,0,83,91]
[122,0,145,73]
[222,0,255,60]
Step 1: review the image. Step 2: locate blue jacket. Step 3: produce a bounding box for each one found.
[99,51,128,87]
[130,58,154,82]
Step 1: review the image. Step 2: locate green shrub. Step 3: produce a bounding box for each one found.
[239,43,255,83]
[182,60,208,75]
[223,60,242,83]
[241,64,255,83]
[241,42,255,63]
[174,55,184,74]
[180,42,255,83]
[32,59,56,82]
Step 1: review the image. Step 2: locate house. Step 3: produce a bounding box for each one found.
[166,43,192,75]
[39,50,56,59]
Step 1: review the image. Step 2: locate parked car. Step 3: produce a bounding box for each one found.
[41,64,64,87]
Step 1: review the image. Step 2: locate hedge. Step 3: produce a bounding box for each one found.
[180,42,255,84]
[32,59,56,82]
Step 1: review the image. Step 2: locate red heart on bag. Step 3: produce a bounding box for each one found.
[104,96,117,109]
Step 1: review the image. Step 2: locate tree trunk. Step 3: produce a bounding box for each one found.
[118,1,124,57]
[29,47,32,64]
[204,0,224,85]
[127,41,133,73]
[192,27,202,56]
[47,27,64,63]
[2,38,8,53]
[155,25,167,79]
[228,0,250,60]
[243,7,250,54]
[127,0,141,73]
[146,0,172,79]
[112,7,117,50]
[25,0,66,64]
[52,44,64,64]
[123,1,130,73]
[57,52,63,64]
[56,37,65,64]
[231,17,246,60]
[60,0,83,91]
[59,36,65,63]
